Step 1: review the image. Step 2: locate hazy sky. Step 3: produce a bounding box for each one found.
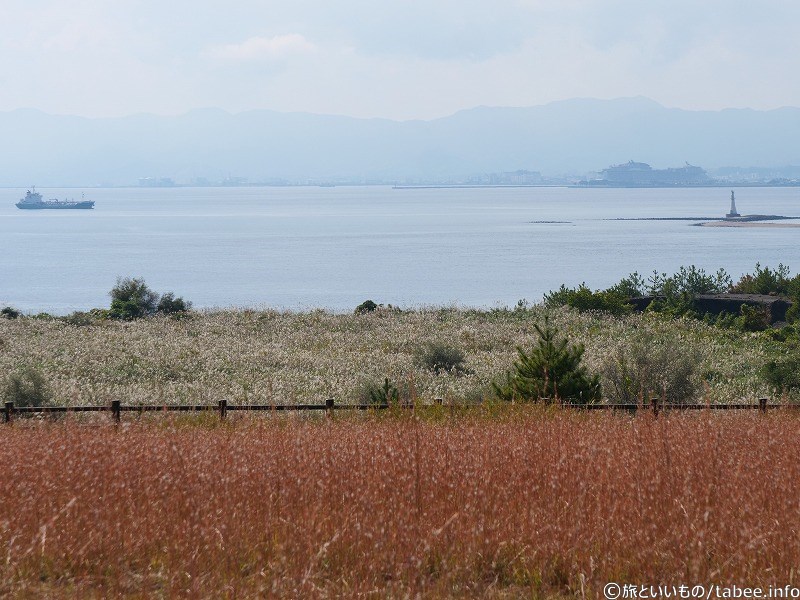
[2,1,799,120]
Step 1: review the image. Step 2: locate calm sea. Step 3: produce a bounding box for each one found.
[1,186,798,314]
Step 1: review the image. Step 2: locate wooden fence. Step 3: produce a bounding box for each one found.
[2,397,788,424]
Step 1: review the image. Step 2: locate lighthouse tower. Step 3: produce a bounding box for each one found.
[726,190,740,219]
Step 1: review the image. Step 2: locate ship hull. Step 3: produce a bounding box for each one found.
[16,201,95,209]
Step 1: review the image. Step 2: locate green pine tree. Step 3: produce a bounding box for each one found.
[493,317,601,404]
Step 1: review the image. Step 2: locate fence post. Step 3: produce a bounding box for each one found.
[218,399,227,420]
[759,398,768,414]
[111,400,121,424]
[4,401,12,424]
[325,397,334,417]
[651,398,660,417]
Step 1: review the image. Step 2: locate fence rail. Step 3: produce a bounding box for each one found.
[2,397,793,424]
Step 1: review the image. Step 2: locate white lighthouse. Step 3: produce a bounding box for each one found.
[726,190,740,219]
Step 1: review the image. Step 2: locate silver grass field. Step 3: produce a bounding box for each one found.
[0,307,780,407]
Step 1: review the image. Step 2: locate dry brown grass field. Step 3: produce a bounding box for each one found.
[3,411,800,598]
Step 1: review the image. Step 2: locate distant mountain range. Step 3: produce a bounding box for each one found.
[1,97,799,186]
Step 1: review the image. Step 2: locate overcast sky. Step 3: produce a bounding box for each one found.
[1,1,799,120]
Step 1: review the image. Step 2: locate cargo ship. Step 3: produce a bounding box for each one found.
[16,187,94,209]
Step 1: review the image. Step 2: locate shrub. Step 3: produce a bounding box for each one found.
[736,304,770,332]
[109,277,159,320]
[109,298,144,321]
[607,272,647,298]
[352,377,414,406]
[355,300,378,314]
[787,303,800,324]
[647,266,732,298]
[1,306,21,319]
[731,263,793,295]
[600,333,700,404]
[109,277,191,320]
[62,309,110,326]
[762,355,800,394]
[543,284,632,316]
[764,324,797,343]
[157,292,192,315]
[62,311,94,327]
[3,367,51,407]
[723,260,800,328]
[708,304,771,333]
[634,266,733,319]
[366,378,400,405]
[493,317,601,404]
[415,342,470,375]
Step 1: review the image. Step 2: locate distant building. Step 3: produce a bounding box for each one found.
[221,176,248,186]
[599,161,709,186]
[711,165,800,184]
[138,177,176,187]
[503,170,542,184]
[487,169,543,185]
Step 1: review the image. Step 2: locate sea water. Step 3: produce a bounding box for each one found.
[0,185,798,314]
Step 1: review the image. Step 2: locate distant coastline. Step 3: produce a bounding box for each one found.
[392,184,565,190]
[573,181,800,189]
[697,221,800,228]
[395,182,800,190]
[605,214,800,227]
[576,160,800,188]
[609,215,800,222]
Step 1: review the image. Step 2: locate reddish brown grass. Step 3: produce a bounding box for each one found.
[2,411,800,597]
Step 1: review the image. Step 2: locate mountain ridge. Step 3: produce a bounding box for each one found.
[1,97,798,186]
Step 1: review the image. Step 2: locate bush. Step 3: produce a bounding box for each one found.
[109,277,191,320]
[61,311,95,327]
[764,324,797,344]
[731,263,793,295]
[109,298,144,321]
[762,355,800,394]
[62,308,109,326]
[787,303,800,324]
[4,367,51,407]
[157,292,192,314]
[607,272,647,298]
[109,277,159,320]
[493,317,601,404]
[544,284,632,316]
[1,306,21,319]
[415,342,470,375]
[600,333,700,404]
[355,300,378,314]
[633,263,800,326]
[355,378,400,406]
[736,304,770,332]
[647,266,732,298]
